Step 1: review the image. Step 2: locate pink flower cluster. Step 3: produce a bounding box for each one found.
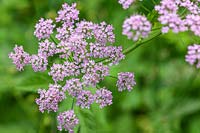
[9,2,137,132]
[8,45,31,71]
[118,0,135,9]
[117,72,136,92]
[57,110,79,132]
[185,44,200,68]
[34,18,55,40]
[155,0,200,35]
[122,15,152,41]
[35,84,66,113]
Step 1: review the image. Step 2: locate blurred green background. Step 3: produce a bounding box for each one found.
[1,0,200,133]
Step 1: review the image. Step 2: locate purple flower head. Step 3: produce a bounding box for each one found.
[31,55,48,72]
[93,22,115,44]
[158,13,187,33]
[177,0,200,15]
[35,84,66,113]
[95,87,113,108]
[57,110,79,132]
[38,39,56,57]
[89,44,125,65]
[185,44,200,68]
[105,46,125,65]
[155,0,200,34]
[81,60,109,86]
[48,64,67,82]
[122,15,152,41]
[75,21,95,39]
[155,0,178,15]
[56,3,79,26]
[8,45,31,71]
[56,41,71,58]
[56,23,74,41]
[64,61,81,77]
[68,34,88,62]
[76,90,95,109]
[49,62,80,82]
[34,18,55,40]
[63,78,83,97]
[118,0,135,9]
[117,72,136,92]
[185,14,200,36]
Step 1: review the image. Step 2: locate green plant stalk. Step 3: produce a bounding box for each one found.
[50,36,58,45]
[123,32,162,55]
[108,75,118,79]
[71,98,75,109]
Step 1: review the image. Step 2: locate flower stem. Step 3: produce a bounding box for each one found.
[151,0,157,5]
[77,126,81,133]
[122,32,162,55]
[108,75,118,79]
[141,4,151,13]
[50,36,58,45]
[71,98,75,109]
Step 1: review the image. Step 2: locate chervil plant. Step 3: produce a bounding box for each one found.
[8,0,200,132]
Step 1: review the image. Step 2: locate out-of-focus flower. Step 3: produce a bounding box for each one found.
[122,15,152,41]
[185,44,200,68]
[185,14,200,36]
[155,0,200,34]
[118,0,135,9]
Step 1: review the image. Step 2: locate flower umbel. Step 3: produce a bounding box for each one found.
[122,15,152,41]
[117,72,136,91]
[8,2,137,132]
[95,87,113,108]
[185,44,200,68]
[8,45,31,71]
[35,84,66,113]
[57,110,79,132]
[118,0,135,9]
[34,18,55,40]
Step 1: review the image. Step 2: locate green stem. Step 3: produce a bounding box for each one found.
[123,32,162,55]
[141,4,151,13]
[78,126,81,133]
[96,32,162,64]
[108,75,118,79]
[182,68,199,94]
[151,0,157,5]
[71,98,75,109]
[50,36,58,45]
[152,27,162,31]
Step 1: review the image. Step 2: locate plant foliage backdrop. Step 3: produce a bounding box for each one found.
[1,0,200,133]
